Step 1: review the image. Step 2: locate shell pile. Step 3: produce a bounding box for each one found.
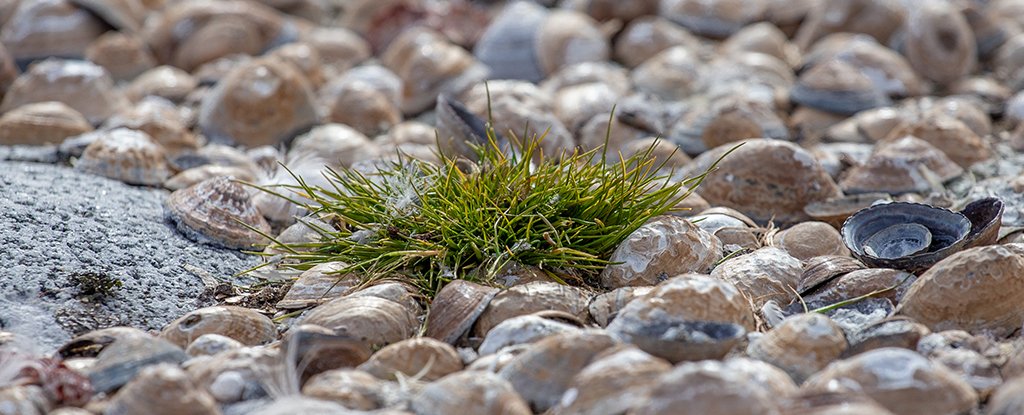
[5,0,1024,413]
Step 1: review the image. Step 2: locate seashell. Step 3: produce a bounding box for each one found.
[824,106,908,144]
[412,371,531,415]
[794,0,905,50]
[884,113,992,168]
[791,59,891,115]
[381,26,488,115]
[0,58,129,124]
[903,1,977,86]
[540,61,631,97]
[300,27,372,78]
[607,274,755,362]
[424,280,498,345]
[790,105,849,142]
[898,244,1024,337]
[346,282,422,317]
[960,197,1004,249]
[105,364,219,415]
[659,0,768,39]
[467,343,531,373]
[599,215,723,289]
[712,247,803,308]
[613,16,700,68]
[125,66,198,103]
[844,316,930,357]
[337,0,425,53]
[249,396,356,415]
[283,324,373,382]
[841,201,972,273]
[104,97,200,156]
[143,0,287,71]
[473,282,591,339]
[721,22,798,65]
[773,221,850,260]
[989,377,1024,415]
[636,359,791,415]
[689,207,758,233]
[300,295,418,349]
[780,390,897,415]
[588,286,654,327]
[84,32,155,82]
[58,326,151,358]
[551,346,671,415]
[198,56,318,148]
[800,268,916,313]
[631,46,702,101]
[171,143,259,173]
[566,0,658,22]
[799,255,865,294]
[301,369,390,411]
[498,330,617,412]
[164,164,255,191]
[478,314,581,356]
[460,81,575,160]
[0,385,51,415]
[434,93,493,160]
[318,76,400,138]
[995,33,1024,90]
[0,101,92,145]
[266,42,324,88]
[159,305,277,349]
[747,313,847,383]
[191,54,254,86]
[185,333,244,357]
[357,337,462,382]
[916,331,1002,397]
[489,261,553,288]
[73,128,171,186]
[0,0,108,68]
[165,176,272,250]
[699,98,790,149]
[923,96,993,138]
[184,346,277,403]
[86,332,187,394]
[802,348,977,415]
[275,262,360,310]
[684,139,842,225]
[839,135,964,195]
[804,194,893,229]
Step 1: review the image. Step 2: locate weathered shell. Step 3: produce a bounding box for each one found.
[903,1,977,86]
[460,81,575,160]
[478,314,581,356]
[0,101,92,145]
[275,262,361,310]
[357,337,462,382]
[844,316,930,357]
[791,59,891,115]
[841,202,972,272]
[104,97,200,156]
[885,114,991,168]
[473,282,591,339]
[711,247,803,308]
[347,282,422,317]
[588,286,655,327]
[85,332,187,394]
[412,371,531,415]
[798,255,866,294]
[381,26,488,115]
[105,364,219,415]
[689,207,758,233]
[897,244,1024,336]
[164,164,255,191]
[0,58,129,124]
[802,348,977,415]
[283,324,373,382]
[198,56,317,148]
[699,98,790,149]
[164,176,272,250]
[300,295,418,349]
[599,215,723,289]
[824,106,908,144]
[631,46,702,101]
[987,376,1024,415]
[125,66,198,103]
[804,193,892,229]
[839,135,964,195]
[498,330,617,412]
[0,0,108,67]
[318,75,400,138]
[266,41,324,87]
[773,221,850,260]
[185,333,243,357]
[660,0,767,39]
[184,346,277,404]
[614,16,700,68]
[159,305,276,349]
[301,369,390,411]
[916,331,1002,397]
[73,128,171,186]
[960,197,1004,249]
[607,274,755,363]
[424,280,498,345]
[84,31,155,82]
[635,359,789,415]
[747,313,847,383]
[300,27,371,78]
[551,346,671,415]
[799,268,916,314]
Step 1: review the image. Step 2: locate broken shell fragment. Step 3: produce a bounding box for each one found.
[159,305,277,349]
[164,176,272,250]
[841,202,972,272]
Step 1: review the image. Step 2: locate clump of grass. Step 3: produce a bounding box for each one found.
[253,125,726,297]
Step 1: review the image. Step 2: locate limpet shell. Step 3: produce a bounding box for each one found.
[84,31,155,82]
[105,364,219,415]
[73,128,171,187]
[301,295,418,349]
[791,58,891,115]
[0,58,129,124]
[381,26,488,115]
[165,176,272,250]
[478,314,581,356]
[0,0,108,67]
[357,337,463,382]
[159,305,277,349]
[412,371,531,415]
[0,101,92,145]
[300,27,371,78]
[104,97,200,156]
[773,221,850,260]
[275,262,361,310]
[841,202,972,272]
[473,282,591,339]
[185,333,243,357]
[424,280,498,345]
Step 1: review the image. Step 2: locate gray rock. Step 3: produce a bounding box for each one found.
[0,161,259,352]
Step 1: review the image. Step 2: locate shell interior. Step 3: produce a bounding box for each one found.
[861,223,932,259]
[841,202,971,270]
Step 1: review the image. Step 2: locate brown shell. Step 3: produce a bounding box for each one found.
[804,193,893,228]
[498,330,617,412]
[276,262,361,310]
[844,317,930,357]
[460,81,575,161]
[357,337,463,381]
[198,56,318,148]
[0,41,18,99]
[284,324,373,382]
[0,101,92,145]
[106,364,219,415]
[164,176,272,250]
[614,16,700,68]
[301,295,418,349]
[793,0,905,50]
[302,369,389,411]
[711,247,803,308]
[802,348,977,415]
[266,42,324,88]
[988,377,1024,415]
[540,61,631,97]
[536,10,610,77]
[84,31,155,82]
[164,164,255,191]
[412,371,531,415]
[802,268,916,311]
[791,58,890,115]
[0,58,129,124]
[746,313,847,382]
[381,26,488,115]
[318,77,401,138]
[74,128,171,186]
[69,0,146,33]
[824,107,907,144]
[772,221,850,261]
[552,346,672,414]
[631,46,702,101]
[125,66,198,103]
[288,123,377,170]
[660,0,768,39]
[803,34,924,99]
[347,282,422,316]
[799,255,865,294]
[599,215,723,288]
[635,359,788,415]
[0,0,108,65]
[714,226,764,251]
[104,97,200,156]
[473,281,592,339]
[700,98,789,148]
[300,27,372,78]
[687,139,841,224]
[884,113,991,168]
[588,286,655,327]
[160,305,277,348]
[184,345,277,404]
[897,244,1024,337]
[721,22,797,65]
[424,280,498,345]
[839,135,964,195]
[903,1,977,86]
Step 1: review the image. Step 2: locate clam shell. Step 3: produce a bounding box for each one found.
[74,128,171,186]
[773,221,850,260]
[746,313,847,383]
[346,282,422,316]
[0,58,129,124]
[588,286,654,327]
[358,337,463,381]
[283,324,372,381]
[903,1,977,86]
[660,0,767,39]
[0,101,92,145]
[425,280,498,345]
[699,98,790,149]
[839,135,964,195]
[318,76,400,138]
[885,113,992,168]
[478,314,581,356]
[862,223,932,259]
[472,1,547,82]
[185,333,243,357]
[551,346,671,414]
[288,123,377,170]
[184,346,278,404]
[164,176,272,250]
[799,255,865,294]
[798,268,916,313]
[381,26,488,115]
[535,10,611,77]
[473,282,591,339]
[631,46,702,101]
[300,27,371,78]
[803,193,892,229]
[460,81,575,161]
[125,66,198,103]
[86,332,187,394]
[164,164,255,191]
[793,0,905,50]
[301,369,390,411]
[599,215,723,289]
[300,295,418,349]
[791,59,891,115]
[104,97,200,156]
[636,359,791,414]
[614,16,700,68]
[721,22,798,65]
[84,31,155,82]
[553,82,622,135]
[961,197,1003,249]
[275,262,361,310]
[69,0,145,33]
[841,202,972,272]
[105,364,219,415]
[266,41,324,88]
[711,247,803,308]
[0,0,108,67]
[159,305,277,349]
[412,371,531,415]
[802,34,924,98]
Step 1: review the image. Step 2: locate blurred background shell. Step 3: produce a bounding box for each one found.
[0,58,129,125]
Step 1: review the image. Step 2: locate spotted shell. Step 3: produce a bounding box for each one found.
[164,176,272,250]
[0,58,129,124]
[159,305,277,349]
[125,66,198,103]
[412,371,531,415]
[84,31,155,82]
[106,364,220,415]
[0,0,108,67]
[73,128,171,186]
[0,101,92,145]
[424,280,498,345]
